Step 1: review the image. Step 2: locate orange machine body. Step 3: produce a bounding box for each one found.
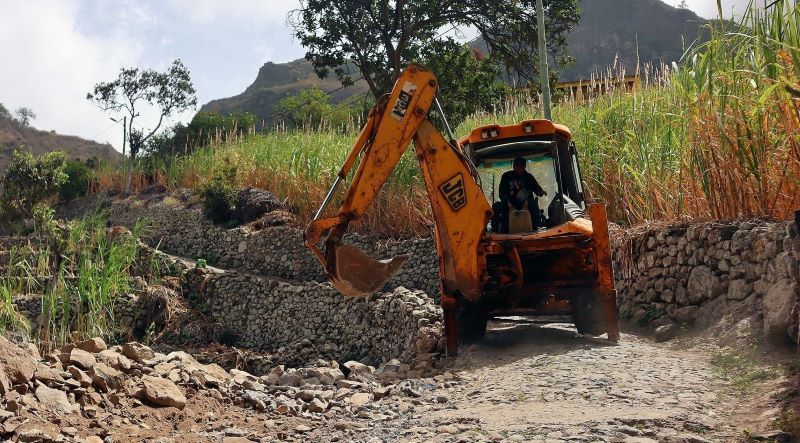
[305,65,619,355]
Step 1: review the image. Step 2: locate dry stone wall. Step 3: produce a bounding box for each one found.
[76,192,441,298]
[613,220,800,346]
[193,269,443,367]
[61,192,800,352]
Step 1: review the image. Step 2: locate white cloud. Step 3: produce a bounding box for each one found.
[0,1,149,150]
[665,0,792,19]
[168,0,298,26]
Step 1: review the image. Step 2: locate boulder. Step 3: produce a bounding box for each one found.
[687,266,723,304]
[96,350,133,372]
[90,363,124,392]
[234,188,282,223]
[277,371,302,387]
[727,279,754,301]
[122,342,156,363]
[0,367,10,395]
[347,392,372,406]
[142,376,187,409]
[344,361,374,377]
[189,363,231,388]
[70,349,98,371]
[67,366,92,387]
[307,398,328,413]
[34,384,75,416]
[671,306,699,325]
[32,368,64,386]
[696,296,730,329]
[75,337,107,353]
[652,316,674,329]
[655,324,678,343]
[0,336,41,386]
[763,278,796,344]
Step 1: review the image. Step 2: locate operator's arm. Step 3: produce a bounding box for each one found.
[528,173,547,197]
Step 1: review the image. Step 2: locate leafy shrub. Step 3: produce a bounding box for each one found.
[198,174,236,224]
[1,150,67,232]
[59,159,95,201]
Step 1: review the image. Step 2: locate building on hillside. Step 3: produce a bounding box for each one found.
[555,74,641,104]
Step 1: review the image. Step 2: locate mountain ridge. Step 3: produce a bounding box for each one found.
[0,117,120,173]
[201,0,709,126]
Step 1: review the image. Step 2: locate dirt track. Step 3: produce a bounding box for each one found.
[20,323,788,443]
[406,322,737,442]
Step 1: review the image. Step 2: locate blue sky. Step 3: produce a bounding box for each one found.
[0,0,755,151]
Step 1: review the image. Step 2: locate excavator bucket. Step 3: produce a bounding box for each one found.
[330,244,409,297]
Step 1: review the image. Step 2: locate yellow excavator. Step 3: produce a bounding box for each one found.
[305,65,619,355]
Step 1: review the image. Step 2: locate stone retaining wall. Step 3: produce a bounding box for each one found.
[61,192,800,349]
[612,220,800,346]
[70,192,440,298]
[193,269,443,367]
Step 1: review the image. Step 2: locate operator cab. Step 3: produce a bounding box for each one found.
[460,120,587,234]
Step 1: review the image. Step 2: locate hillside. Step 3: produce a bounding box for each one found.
[0,117,120,172]
[559,0,708,79]
[200,0,708,125]
[201,59,370,128]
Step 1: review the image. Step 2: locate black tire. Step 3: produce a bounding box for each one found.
[455,299,488,344]
[570,292,607,336]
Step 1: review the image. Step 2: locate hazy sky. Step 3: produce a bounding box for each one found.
[0,0,759,150]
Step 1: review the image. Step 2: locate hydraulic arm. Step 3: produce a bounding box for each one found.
[304,65,490,302]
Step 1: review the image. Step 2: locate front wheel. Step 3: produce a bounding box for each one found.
[570,292,607,336]
[455,299,488,345]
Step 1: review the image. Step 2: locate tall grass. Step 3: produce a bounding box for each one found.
[94,1,800,235]
[0,215,144,350]
[676,0,800,220]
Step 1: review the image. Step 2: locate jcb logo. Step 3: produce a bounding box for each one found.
[440,174,466,211]
[390,81,416,121]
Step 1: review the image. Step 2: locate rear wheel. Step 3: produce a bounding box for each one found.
[455,299,488,345]
[570,292,607,336]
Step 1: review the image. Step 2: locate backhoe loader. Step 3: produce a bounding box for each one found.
[304,65,619,355]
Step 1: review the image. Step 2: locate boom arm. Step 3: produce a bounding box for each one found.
[304,65,491,299]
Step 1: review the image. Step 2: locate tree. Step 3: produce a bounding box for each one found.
[14,107,36,127]
[0,103,10,120]
[417,42,509,127]
[291,0,580,99]
[143,111,259,159]
[86,59,197,161]
[276,86,334,128]
[276,87,365,129]
[1,150,67,220]
[59,158,97,201]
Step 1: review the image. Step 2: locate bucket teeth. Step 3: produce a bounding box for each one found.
[331,244,409,297]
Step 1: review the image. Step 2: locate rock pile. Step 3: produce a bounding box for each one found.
[0,335,452,442]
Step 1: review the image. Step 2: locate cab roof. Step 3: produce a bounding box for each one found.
[458,119,572,145]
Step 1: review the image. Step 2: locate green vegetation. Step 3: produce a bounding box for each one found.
[1,150,68,233]
[145,111,259,158]
[710,349,780,393]
[87,59,197,160]
[292,0,579,98]
[59,158,98,201]
[276,86,363,130]
[198,169,237,225]
[0,213,144,350]
[420,42,510,127]
[95,2,800,236]
[14,107,36,128]
[0,102,10,120]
